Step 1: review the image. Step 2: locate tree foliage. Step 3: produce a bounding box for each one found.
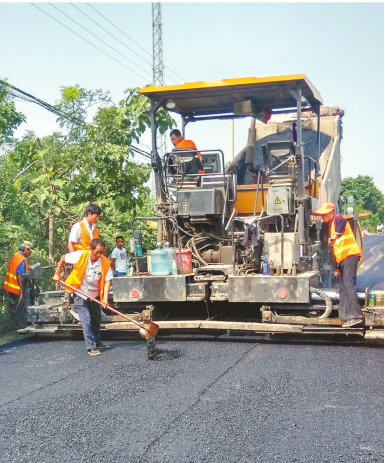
[0,79,25,145]
[0,81,175,303]
[341,175,384,231]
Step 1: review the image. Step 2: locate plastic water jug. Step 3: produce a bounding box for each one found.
[262,258,269,276]
[165,242,177,275]
[151,243,169,276]
[369,290,375,307]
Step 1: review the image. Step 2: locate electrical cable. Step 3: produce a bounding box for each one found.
[219,119,245,146]
[3,78,151,165]
[130,145,151,159]
[1,79,65,118]
[234,121,246,140]
[49,3,152,78]
[70,3,161,76]
[86,3,186,83]
[31,3,148,81]
[74,3,179,85]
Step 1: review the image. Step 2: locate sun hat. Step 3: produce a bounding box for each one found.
[22,240,35,253]
[313,202,335,216]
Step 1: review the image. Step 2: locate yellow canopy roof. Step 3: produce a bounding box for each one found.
[140,74,323,118]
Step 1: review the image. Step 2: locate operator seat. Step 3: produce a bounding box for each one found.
[169,148,204,176]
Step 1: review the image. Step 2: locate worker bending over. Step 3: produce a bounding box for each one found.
[68,203,101,252]
[3,241,34,328]
[313,203,362,328]
[53,238,113,356]
[169,129,205,174]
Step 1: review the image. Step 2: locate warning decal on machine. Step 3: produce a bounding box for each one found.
[274,197,281,204]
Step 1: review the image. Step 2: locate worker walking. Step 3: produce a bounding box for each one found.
[68,203,101,252]
[313,203,362,327]
[53,238,113,356]
[3,241,34,329]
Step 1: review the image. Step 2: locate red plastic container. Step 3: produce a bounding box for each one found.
[175,248,192,274]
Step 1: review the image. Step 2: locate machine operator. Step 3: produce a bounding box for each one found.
[313,202,362,328]
[169,129,205,174]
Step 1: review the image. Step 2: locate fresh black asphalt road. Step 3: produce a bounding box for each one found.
[0,234,383,463]
[357,235,384,290]
[0,338,383,463]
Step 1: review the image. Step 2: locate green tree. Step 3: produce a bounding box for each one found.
[341,175,384,232]
[0,79,25,145]
[9,84,175,263]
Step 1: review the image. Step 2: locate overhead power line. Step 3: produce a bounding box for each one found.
[30,4,246,146]
[31,3,148,81]
[2,79,151,162]
[1,79,64,117]
[130,145,151,160]
[49,3,152,78]
[69,3,162,80]
[86,2,186,83]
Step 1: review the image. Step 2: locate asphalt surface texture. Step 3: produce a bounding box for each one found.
[0,338,383,463]
[0,235,383,463]
[357,234,384,290]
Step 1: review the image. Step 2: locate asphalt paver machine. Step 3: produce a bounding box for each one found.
[19,75,384,344]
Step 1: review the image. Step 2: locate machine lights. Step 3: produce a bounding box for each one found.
[166,99,176,109]
[278,289,287,299]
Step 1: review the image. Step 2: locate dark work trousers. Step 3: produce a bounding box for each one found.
[337,255,362,320]
[4,291,20,328]
[73,294,102,350]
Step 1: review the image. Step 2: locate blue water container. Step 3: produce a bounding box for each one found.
[262,258,269,276]
[151,243,169,276]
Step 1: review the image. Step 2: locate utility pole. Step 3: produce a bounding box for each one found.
[152,3,166,156]
[230,119,234,161]
[150,3,166,197]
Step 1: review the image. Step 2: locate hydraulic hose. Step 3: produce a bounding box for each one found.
[191,236,210,266]
[310,286,333,319]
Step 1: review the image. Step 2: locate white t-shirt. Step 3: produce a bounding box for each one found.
[68,219,96,246]
[65,250,113,299]
[111,246,127,273]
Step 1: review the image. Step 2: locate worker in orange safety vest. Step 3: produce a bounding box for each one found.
[53,238,113,356]
[313,202,362,328]
[67,203,101,252]
[170,129,205,174]
[3,241,34,328]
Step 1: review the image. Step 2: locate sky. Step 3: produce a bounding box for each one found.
[1,1,384,192]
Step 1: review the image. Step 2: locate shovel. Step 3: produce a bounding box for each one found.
[59,280,159,339]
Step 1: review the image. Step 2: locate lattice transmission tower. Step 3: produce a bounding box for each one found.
[152,3,166,157]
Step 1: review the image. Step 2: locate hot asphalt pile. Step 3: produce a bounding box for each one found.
[237,129,331,185]
[0,338,383,463]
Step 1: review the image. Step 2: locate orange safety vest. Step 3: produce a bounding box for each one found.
[330,214,361,264]
[72,221,99,251]
[176,139,205,174]
[3,252,28,296]
[65,250,111,300]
